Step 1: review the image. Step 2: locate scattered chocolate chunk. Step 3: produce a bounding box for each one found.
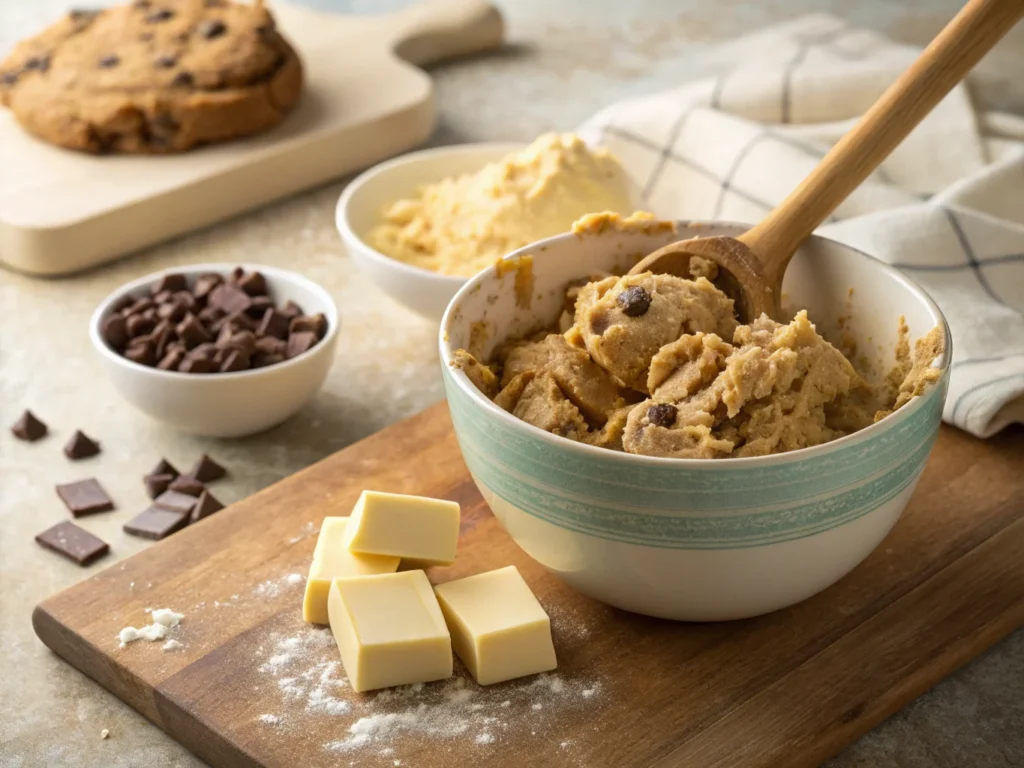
[618,286,652,317]
[193,273,223,300]
[153,54,176,68]
[197,19,227,39]
[56,478,114,517]
[157,348,185,370]
[102,314,129,348]
[246,295,274,318]
[98,55,120,68]
[189,453,226,482]
[286,331,317,359]
[146,8,175,22]
[237,270,266,296]
[12,410,47,441]
[149,458,179,478]
[209,283,252,315]
[144,473,175,499]
[190,490,224,522]
[280,299,303,318]
[171,71,194,87]
[152,272,187,295]
[64,430,101,460]
[257,309,289,340]
[176,314,211,349]
[647,403,677,428]
[179,357,216,373]
[124,507,188,540]
[154,489,198,515]
[169,475,205,496]
[125,341,156,367]
[36,521,109,566]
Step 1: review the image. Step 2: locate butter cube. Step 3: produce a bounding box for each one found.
[434,566,557,685]
[344,490,460,566]
[302,517,400,625]
[327,570,453,692]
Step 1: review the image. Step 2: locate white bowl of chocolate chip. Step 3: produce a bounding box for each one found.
[90,263,339,437]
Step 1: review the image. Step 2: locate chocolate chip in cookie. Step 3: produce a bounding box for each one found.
[98,55,120,68]
[646,403,677,429]
[197,19,227,39]
[153,54,176,68]
[25,56,50,72]
[1,71,18,85]
[70,8,102,23]
[170,71,194,87]
[618,286,652,317]
[145,8,175,23]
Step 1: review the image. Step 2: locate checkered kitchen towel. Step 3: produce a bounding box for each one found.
[577,14,1024,438]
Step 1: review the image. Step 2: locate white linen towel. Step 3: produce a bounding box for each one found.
[577,14,1024,438]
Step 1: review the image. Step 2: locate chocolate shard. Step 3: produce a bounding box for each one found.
[56,478,115,517]
[190,490,224,522]
[189,453,227,483]
[150,457,179,478]
[11,410,47,441]
[168,475,205,497]
[124,507,189,540]
[64,430,101,460]
[144,473,175,499]
[36,521,110,566]
[153,489,199,515]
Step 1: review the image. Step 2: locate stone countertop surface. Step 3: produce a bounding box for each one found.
[1,1,1021,766]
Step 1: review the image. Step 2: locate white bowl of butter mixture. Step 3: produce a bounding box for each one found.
[440,214,950,621]
[336,134,641,321]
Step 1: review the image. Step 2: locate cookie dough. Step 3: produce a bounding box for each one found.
[369,133,635,277]
[454,262,943,459]
[0,0,302,153]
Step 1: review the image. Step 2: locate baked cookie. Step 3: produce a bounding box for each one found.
[0,0,302,153]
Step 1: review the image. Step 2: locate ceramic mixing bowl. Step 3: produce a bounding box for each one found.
[439,221,951,621]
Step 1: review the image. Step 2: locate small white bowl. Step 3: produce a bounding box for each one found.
[336,142,523,321]
[90,263,340,438]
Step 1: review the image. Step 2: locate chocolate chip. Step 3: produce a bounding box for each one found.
[647,403,677,429]
[253,352,285,368]
[25,56,51,72]
[125,341,157,367]
[133,0,152,7]
[126,296,154,315]
[280,299,303,319]
[36,521,109,566]
[289,313,328,338]
[219,349,250,372]
[193,273,223,300]
[204,0,226,6]
[209,283,252,315]
[176,314,211,349]
[157,348,185,370]
[153,54,176,68]
[286,331,317,359]
[229,266,245,283]
[190,490,224,522]
[11,410,47,441]
[152,273,187,294]
[144,473,175,499]
[98,55,120,68]
[237,270,266,296]
[126,313,157,338]
[154,489,199,515]
[187,342,218,363]
[124,507,189,540]
[146,8,175,22]
[244,296,272,319]
[110,294,134,313]
[257,308,289,340]
[102,314,128,348]
[219,329,256,355]
[70,8,102,22]
[1,71,19,86]
[618,286,652,317]
[56,478,114,517]
[168,475,205,497]
[64,430,101,460]
[151,320,174,358]
[171,71,194,87]
[254,335,286,356]
[172,290,196,312]
[197,19,227,39]
[197,305,225,325]
[179,357,216,373]
[189,453,226,482]
[157,299,186,323]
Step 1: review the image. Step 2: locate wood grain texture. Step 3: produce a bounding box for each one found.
[33,403,1024,768]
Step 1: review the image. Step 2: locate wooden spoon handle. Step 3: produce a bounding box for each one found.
[739,0,1024,281]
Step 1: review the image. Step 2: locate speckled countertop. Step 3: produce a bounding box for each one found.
[1,1,1021,766]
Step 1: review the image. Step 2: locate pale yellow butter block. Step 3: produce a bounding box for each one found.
[327,570,453,693]
[434,565,557,685]
[344,490,460,566]
[302,517,400,625]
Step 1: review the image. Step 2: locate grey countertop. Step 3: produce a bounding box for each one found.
[1,1,1021,766]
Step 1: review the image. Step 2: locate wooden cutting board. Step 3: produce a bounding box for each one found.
[0,0,503,277]
[33,403,1024,768]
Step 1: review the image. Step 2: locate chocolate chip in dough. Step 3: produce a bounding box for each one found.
[144,473,175,499]
[36,521,109,566]
[646,403,677,429]
[190,490,224,522]
[98,55,120,68]
[197,19,227,39]
[189,453,227,483]
[64,430,101,460]
[286,331,317,359]
[12,410,47,441]
[1,71,19,86]
[124,507,189,540]
[618,286,652,317]
[56,478,114,517]
[70,8,103,22]
[145,8,175,23]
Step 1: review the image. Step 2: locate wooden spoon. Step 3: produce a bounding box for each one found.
[629,0,1024,322]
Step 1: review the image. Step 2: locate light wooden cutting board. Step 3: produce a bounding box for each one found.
[0,0,503,277]
[33,403,1024,768]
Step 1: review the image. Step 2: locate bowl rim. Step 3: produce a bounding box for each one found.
[334,141,527,287]
[439,220,953,470]
[89,262,340,381]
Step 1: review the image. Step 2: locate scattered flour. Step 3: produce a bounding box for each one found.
[288,521,318,544]
[254,574,306,598]
[100,729,109,740]
[259,715,280,725]
[476,733,495,745]
[162,639,183,652]
[118,608,185,648]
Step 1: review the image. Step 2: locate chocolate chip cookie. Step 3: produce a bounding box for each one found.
[0,0,302,153]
